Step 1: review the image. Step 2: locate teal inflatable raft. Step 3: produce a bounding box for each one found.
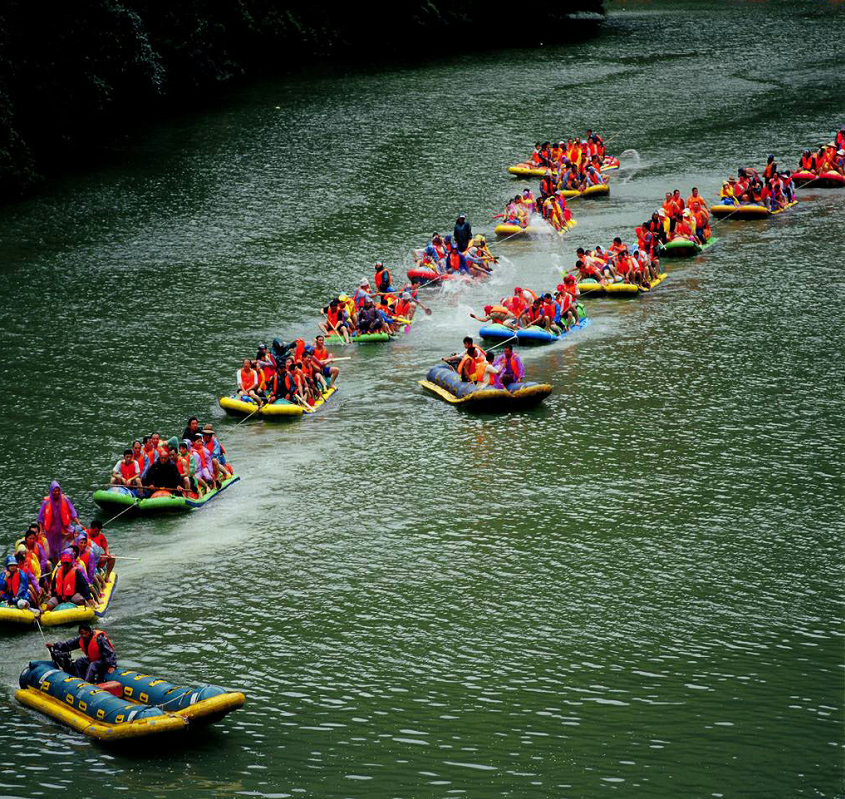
[16,660,245,742]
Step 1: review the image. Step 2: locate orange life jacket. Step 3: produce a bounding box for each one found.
[54,565,78,600]
[80,630,112,662]
[192,443,210,470]
[6,569,21,596]
[239,367,257,391]
[42,496,72,532]
[119,460,137,481]
[375,268,392,292]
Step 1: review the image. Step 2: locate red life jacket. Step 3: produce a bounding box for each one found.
[448,250,461,270]
[119,460,137,481]
[327,306,341,327]
[42,496,72,532]
[54,565,78,600]
[80,630,112,662]
[394,299,410,318]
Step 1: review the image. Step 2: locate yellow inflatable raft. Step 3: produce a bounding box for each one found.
[0,572,118,628]
[219,385,337,418]
[577,272,668,297]
[494,219,577,238]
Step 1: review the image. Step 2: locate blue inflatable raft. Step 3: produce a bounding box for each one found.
[479,303,589,345]
[16,660,245,742]
[419,365,552,411]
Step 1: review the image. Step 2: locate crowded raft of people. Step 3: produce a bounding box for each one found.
[792,135,845,188]
[472,284,588,345]
[712,161,798,219]
[571,238,666,297]
[493,188,577,237]
[634,187,717,258]
[408,215,499,284]
[420,336,553,411]
[507,132,620,177]
[92,423,239,512]
[1,483,117,627]
[220,339,340,418]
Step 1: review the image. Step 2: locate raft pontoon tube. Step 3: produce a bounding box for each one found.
[479,304,589,345]
[658,236,718,258]
[419,365,552,411]
[324,331,391,345]
[576,271,668,298]
[92,474,239,515]
[219,385,337,419]
[791,170,845,189]
[0,572,118,628]
[507,155,619,178]
[16,660,244,741]
[711,199,796,219]
[494,218,577,238]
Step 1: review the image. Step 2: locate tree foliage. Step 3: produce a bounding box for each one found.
[0,0,604,199]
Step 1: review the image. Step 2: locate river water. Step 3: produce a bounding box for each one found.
[0,1,842,796]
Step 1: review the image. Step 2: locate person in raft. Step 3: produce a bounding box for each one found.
[237,358,266,407]
[144,444,189,496]
[46,549,93,610]
[443,336,486,381]
[453,214,472,252]
[37,481,82,564]
[1,553,33,609]
[493,343,525,388]
[110,448,143,489]
[86,520,115,580]
[47,624,117,683]
[320,298,353,343]
[470,304,518,328]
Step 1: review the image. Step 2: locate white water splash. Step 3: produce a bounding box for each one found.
[617,148,643,184]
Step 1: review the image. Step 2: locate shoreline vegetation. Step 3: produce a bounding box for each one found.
[0,0,604,202]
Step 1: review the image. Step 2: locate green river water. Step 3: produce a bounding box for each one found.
[0,1,843,796]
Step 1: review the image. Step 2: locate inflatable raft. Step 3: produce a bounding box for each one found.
[0,572,118,629]
[506,156,619,178]
[92,473,239,515]
[659,236,718,258]
[792,170,845,188]
[419,365,552,411]
[710,200,796,220]
[16,660,244,741]
[494,218,577,238]
[407,265,442,285]
[577,272,668,297]
[479,304,589,346]
[219,385,337,419]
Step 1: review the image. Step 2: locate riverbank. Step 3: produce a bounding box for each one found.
[0,0,603,201]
